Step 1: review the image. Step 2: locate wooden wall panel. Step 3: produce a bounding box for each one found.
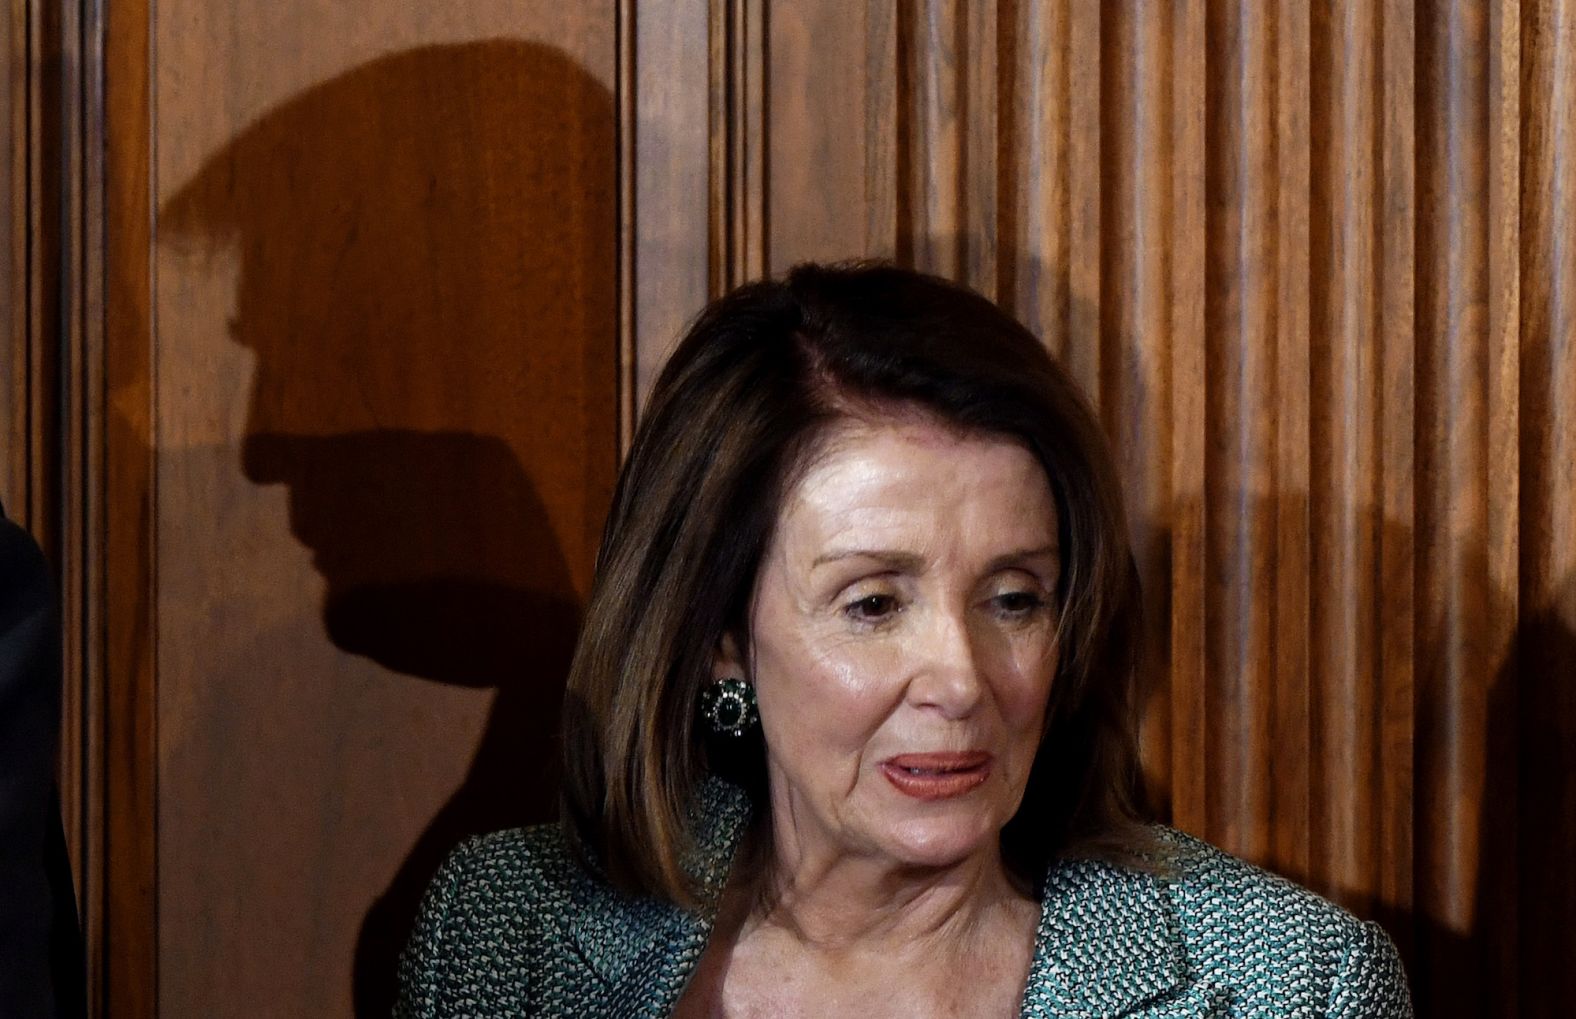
[9,0,1572,1015]
[631,0,710,414]
[1,0,24,517]
[1271,0,1312,889]
[1309,0,1381,910]
[1099,0,1176,833]
[625,1,1572,1014]
[104,0,154,1010]
[1375,0,1421,940]
[64,3,624,1015]
[765,1,873,270]
[1518,2,1576,1011]
[1414,0,1521,1009]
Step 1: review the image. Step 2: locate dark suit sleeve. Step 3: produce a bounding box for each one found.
[0,507,84,1018]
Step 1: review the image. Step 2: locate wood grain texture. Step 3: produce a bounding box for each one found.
[104,0,156,1010]
[1415,1,1510,1010]
[1,0,24,517]
[634,0,711,413]
[764,0,871,268]
[1165,0,1209,843]
[617,0,636,452]
[1517,1,1576,1010]
[1311,0,1378,908]
[151,16,619,1014]
[1096,0,1189,839]
[1271,0,1311,889]
[1376,0,1419,940]
[1203,0,1278,864]
[11,0,1575,1015]
[39,3,626,1015]
[693,1,1567,1012]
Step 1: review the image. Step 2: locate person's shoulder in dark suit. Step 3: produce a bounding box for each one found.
[0,501,85,1018]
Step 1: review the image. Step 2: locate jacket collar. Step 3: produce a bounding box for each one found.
[568,779,1210,1017]
[565,777,749,991]
[1024,853,1207,1016]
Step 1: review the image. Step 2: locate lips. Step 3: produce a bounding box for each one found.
[879,751,992,800]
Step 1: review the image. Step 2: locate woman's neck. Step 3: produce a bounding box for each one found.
[743,830,1034,960]
[673,828,1040,1018]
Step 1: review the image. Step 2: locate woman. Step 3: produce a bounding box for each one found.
[396,263,1412,1017]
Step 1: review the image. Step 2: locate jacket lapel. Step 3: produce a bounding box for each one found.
[567,778,752,1009]
[1022,856,1216,1018]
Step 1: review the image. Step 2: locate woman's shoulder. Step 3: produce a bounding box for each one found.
[432,822,585,907]
[1031,826,1409,1016]
[1154,826,1370,937]
[1149,826,1412,1015]
[396,821,713,1018]
[394,822,594,1017]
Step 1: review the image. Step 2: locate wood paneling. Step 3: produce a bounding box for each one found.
[57,3,623,1015]
[622,1,1574,1014]
[10,0,1575,1014]
[1518,3,1576,1012]
[1,0,25,518]
[154,17,617,1016]
[104,0,154,1009]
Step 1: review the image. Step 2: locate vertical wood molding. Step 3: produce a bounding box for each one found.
[961,0,997,296]
[1310,0,1377,904]
[863,1,900,259]
[1,0,24,516]
[7,0,62,544]
[1486,0,1523,1001]
[1517,0,1576,1008]
[617,0,637,452]
[103,0,156,1010]
[1375,0,1418,935]
[909,0,961,277]
[1165,0,1208,840]
[1270,0,1310,888]
[1064,1,1101,400]
[708,0,766,294]
[1415,4,1504,1011]
[1097,0,1186,839]
[1002,0,1065,352]
[1203,0,1278,863]
[631,0,711,414]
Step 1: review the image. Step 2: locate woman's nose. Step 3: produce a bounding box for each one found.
[907,608,985,718]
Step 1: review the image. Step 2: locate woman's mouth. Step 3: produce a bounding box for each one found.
[879,751,992,800]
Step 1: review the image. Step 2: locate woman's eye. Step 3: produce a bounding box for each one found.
[993,590,1046,616]
[845,593,900,621]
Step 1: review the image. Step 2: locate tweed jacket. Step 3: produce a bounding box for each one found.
[396,780,1411,1018]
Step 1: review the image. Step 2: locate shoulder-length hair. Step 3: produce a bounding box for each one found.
[560,261,1151,907]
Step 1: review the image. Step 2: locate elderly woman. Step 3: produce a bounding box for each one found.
[396,263,1412,1017]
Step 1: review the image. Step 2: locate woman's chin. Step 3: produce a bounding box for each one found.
[879,816,1002,870]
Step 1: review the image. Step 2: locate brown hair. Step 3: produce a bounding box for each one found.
[560,261,1152,906]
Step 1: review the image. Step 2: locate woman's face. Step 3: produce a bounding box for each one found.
[732,416,1060,874]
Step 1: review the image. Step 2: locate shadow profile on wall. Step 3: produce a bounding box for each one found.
[163,41,616,1017]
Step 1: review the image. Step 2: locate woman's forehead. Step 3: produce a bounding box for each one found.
[774,419,1058,559]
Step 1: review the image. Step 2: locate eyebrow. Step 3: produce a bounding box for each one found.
[809,545,1059,573]
[810,549,927,572]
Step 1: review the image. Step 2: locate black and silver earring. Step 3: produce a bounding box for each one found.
[699,677,758,737]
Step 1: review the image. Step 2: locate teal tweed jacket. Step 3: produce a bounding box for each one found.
[396,780,1411,1018]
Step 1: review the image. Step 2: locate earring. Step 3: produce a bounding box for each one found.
[699,677,758,737]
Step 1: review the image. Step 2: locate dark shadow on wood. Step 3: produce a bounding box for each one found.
[161,41,616,1017]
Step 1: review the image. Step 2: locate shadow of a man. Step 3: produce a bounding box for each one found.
[162,41,617,1016]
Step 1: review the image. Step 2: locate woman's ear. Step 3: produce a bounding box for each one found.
[712,631,746,681]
